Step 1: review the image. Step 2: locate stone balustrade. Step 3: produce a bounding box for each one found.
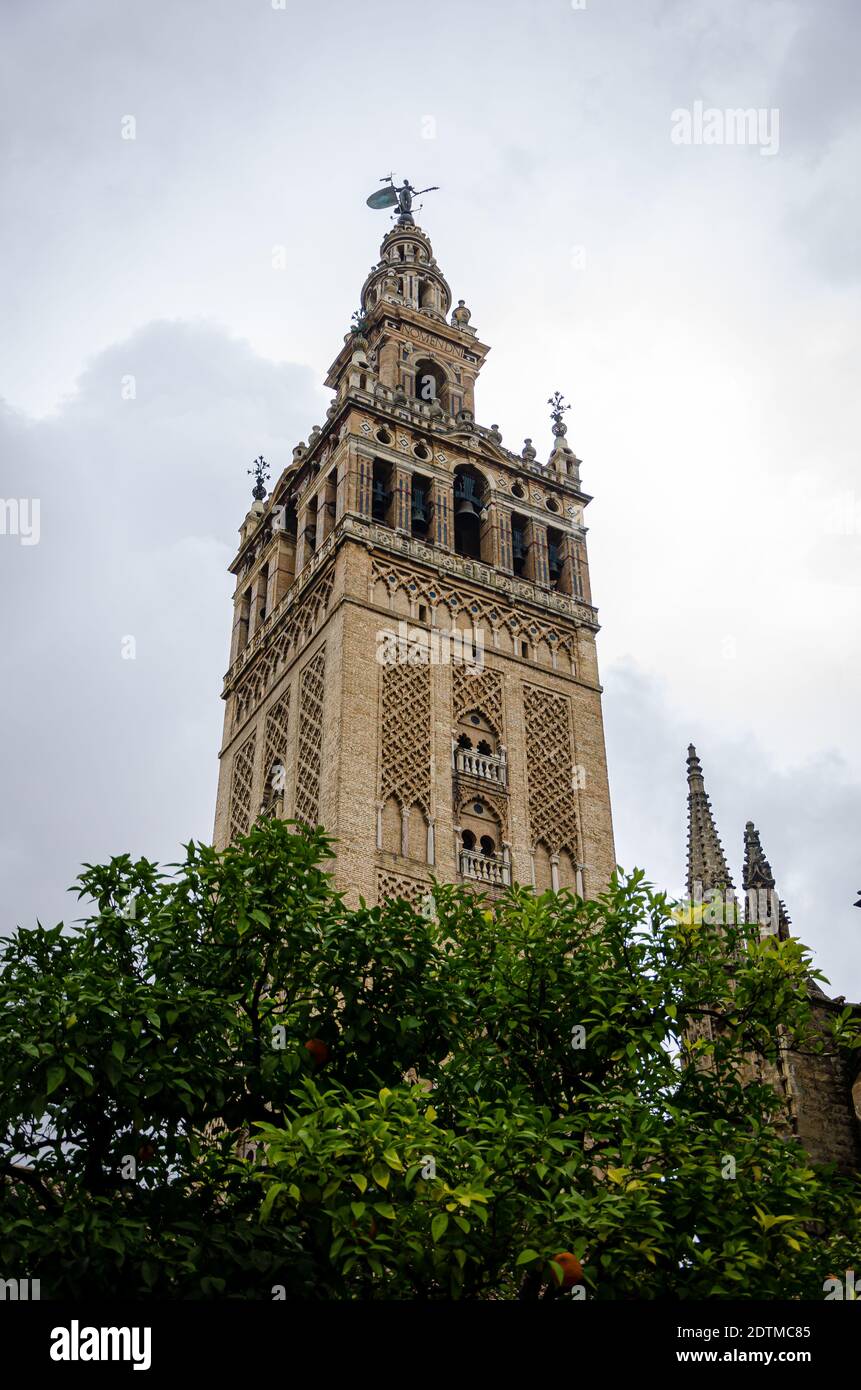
[453,746,507,787]
[459,849,511,887]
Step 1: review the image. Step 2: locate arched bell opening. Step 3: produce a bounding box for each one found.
[453,464,490,562]
[410,472,433,538]
[372,459,395,528]
[547,524,571,594]
[320,468,338,541]
[413,357,447,409]
[511,511,529,578]
[303,494,319,557]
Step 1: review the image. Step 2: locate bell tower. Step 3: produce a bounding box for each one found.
[213,199,616,909]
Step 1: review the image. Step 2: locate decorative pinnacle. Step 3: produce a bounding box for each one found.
[743,820,793,939]
[742,821,775,891]
[248,455,270,502]
[548,391,571,435]
[685,744,736,898]
[686,743,704,786]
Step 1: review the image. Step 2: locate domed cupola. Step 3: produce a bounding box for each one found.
[361,223,451,322]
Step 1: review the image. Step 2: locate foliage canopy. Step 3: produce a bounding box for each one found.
[1,819,858,1299]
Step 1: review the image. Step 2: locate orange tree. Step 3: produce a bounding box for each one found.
[1,818,859,1299]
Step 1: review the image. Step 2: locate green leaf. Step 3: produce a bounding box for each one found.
[260,1182,286,1220]
[431,1214,448,1243]
[45,1065,66,1095]
[371,1163,390,1189]
[103,1055,121,1087]
[516,1249,541,1265]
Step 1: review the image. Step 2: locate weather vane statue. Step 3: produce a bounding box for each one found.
[366,174,439,226]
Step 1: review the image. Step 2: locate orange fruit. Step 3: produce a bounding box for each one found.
[304,1037,329,1065]
[551,1251,584,1288]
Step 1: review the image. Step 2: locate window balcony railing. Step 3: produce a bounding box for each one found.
[453,746,507,787]
[459,849,511,888]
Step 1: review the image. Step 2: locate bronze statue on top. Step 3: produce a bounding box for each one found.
[366,175,440,225]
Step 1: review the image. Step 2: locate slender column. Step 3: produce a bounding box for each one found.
[353,447,374,519]
[432,476,454,550]
[231,585,252,662]
[572,536,590,602]
[394,466,412,532]
[530,521,549,586]
[295,505,312,574]
[497,507,513,573]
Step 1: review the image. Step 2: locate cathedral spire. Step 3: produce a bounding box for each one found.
[686,744,735,899]
[743,820,791,939]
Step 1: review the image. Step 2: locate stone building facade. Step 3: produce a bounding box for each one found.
[213,211,615,908]
[685,745,861,1171]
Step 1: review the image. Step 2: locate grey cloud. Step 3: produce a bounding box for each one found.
[0,320,323,937]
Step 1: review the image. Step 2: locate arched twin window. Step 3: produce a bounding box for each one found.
[460,827,497,857]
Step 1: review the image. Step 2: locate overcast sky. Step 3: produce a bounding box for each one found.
[1,0,859,995]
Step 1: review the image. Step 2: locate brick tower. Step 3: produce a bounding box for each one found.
[213,198,615,908]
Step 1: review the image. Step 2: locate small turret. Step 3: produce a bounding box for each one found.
[546,392,581,485]
[742,820,790,939]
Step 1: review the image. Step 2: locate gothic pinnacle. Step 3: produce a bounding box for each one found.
[742,821,775,892]
[685,744,735,899]
[743,819,791,939]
